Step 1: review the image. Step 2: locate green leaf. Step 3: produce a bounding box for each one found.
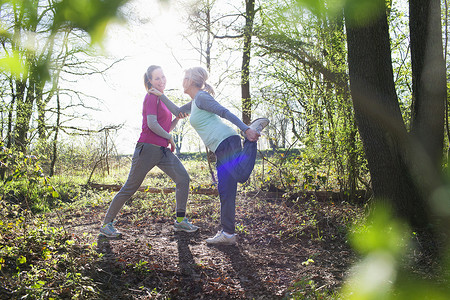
[31,280,46,289]
[17,255,27,264]
[53,0,128,44]
[350,204,409,257]
[295,0,385,25]
[4,175,13,183]
[0,51,27,77]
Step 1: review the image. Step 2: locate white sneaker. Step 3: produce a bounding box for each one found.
[242,118,270,138]
[205,230,237,245]
[249,117,270,134]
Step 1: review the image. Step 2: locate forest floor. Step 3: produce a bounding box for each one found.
[51,189,365,299]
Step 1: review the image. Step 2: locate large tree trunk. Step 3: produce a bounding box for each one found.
[410,0,446,170]
[409,0,448,250]
[344,2,431,230]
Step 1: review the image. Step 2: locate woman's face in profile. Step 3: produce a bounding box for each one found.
[182,73,192,94]
[149,68,166,92]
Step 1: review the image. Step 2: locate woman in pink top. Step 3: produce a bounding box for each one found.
[100,65,198,238]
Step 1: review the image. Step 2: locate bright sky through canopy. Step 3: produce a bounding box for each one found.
[84,0,195,154]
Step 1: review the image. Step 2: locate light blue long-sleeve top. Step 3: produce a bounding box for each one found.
[159,91,250,152]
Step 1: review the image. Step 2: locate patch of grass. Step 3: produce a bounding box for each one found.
[284,277,338,299]
[132,192,175,219]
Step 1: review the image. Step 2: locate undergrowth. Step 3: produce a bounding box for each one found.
[5,144,445,299]
[2,143,356,299]
[0,201,101,299]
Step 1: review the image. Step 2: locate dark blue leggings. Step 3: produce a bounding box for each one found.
[215,135,257,234]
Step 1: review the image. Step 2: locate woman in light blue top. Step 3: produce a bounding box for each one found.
[149,66,269,245]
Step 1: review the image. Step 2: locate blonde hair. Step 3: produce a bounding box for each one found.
[185,67,215,96]
[144,65,161,90]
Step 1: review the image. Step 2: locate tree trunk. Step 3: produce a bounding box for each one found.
[345,2,431,230]
[241,0,256,125]
[50,93,61,177]
[36,84,47,141]
[410,0,446,170]
[6,78,15,148]
[174,133,183,155]
[205,0,211,70]
[14,80,34,152]
[409,0,448,250]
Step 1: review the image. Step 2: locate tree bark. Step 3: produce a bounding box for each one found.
[50,93,61,177]
[14,80,34,153]
[241,0,256,125]
[408,0,448,251]
[410,0,446,170]
[345,2,431,230]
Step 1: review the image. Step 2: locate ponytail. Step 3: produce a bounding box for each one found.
[203,82,215,96]
[144,73,150,90]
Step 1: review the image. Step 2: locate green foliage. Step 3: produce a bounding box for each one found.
[0,0,129,154]
[252,149,360,196]
[26,133,123,184]
[0,207,101,299]
[0,0,128,75]
[341,204,450,300]
[235,223,248,235]
[0,154,225,298]
[0,153,387,299]
[0,50,27,76]
[256,0,369,197]
[133,191,175,220]
[350,206,409,257]
[255,151,305,192]
[388,1,412,129]
[53,0,127,44]
[0,143,102,298]
[1,144,63,212]
[285,276,336,299]
[294,0,386,25]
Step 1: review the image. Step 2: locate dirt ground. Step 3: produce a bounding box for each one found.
[64,191,362,299]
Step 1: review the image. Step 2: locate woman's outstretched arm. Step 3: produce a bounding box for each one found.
[160,94,191,117]
[148,88,191,117]
[195,92,250,133]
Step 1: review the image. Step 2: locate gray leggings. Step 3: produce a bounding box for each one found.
[103,142,190,224]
